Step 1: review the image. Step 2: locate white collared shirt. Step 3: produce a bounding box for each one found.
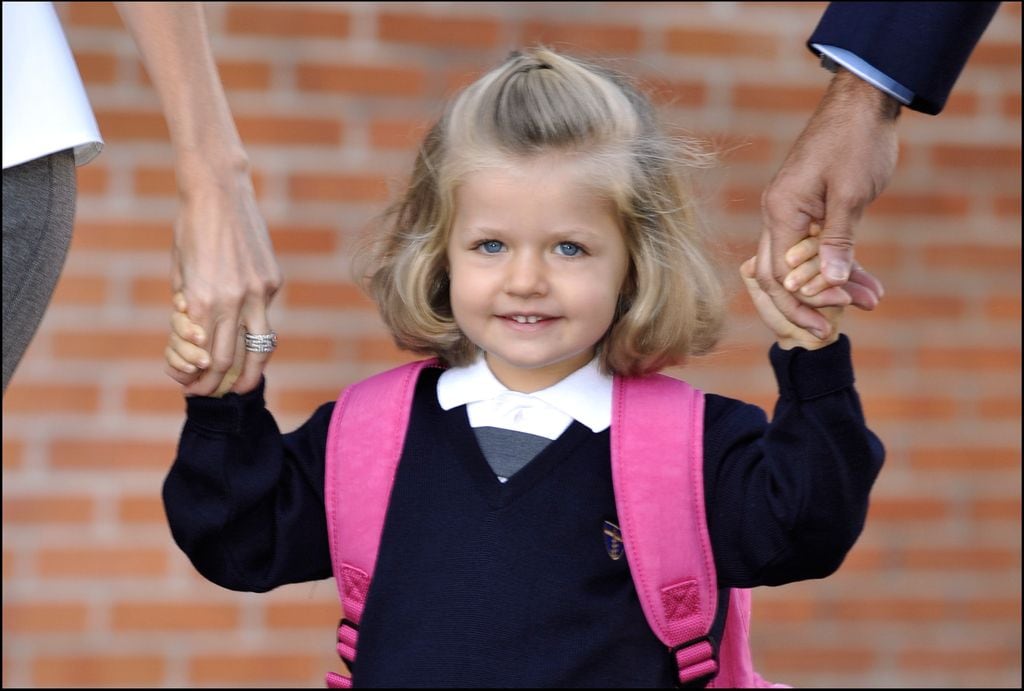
[437,353,613,440]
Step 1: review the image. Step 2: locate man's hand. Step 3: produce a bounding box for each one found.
[757,68,897,338]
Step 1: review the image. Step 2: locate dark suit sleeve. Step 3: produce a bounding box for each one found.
[808,2,1000,115]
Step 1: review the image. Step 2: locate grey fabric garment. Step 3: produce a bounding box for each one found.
[3,149,76,394]
[473,426,552,482]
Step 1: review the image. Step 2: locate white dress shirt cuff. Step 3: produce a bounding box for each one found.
[812,43,914,106]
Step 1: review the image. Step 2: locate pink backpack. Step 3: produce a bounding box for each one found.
[323,359,786,688]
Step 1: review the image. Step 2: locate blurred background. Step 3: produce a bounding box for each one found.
[2,2,1020,687]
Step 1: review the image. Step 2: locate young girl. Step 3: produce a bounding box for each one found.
[163,48,884,688]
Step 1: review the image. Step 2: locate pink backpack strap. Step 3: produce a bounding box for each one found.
[323,358,437,688]
[611,373,719,686]
[612,373,787,689]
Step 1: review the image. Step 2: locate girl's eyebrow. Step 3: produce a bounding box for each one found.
[462,225,603,239]
[546,227,606,244]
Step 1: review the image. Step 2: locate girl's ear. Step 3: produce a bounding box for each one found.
[621,259,638,299]
[434,265,451,291]
[614,292,632,322]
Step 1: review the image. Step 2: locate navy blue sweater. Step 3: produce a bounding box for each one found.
[164,336,884,687]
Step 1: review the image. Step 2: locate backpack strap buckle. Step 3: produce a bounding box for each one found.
[336,617,360,669]
[671,633,719,687]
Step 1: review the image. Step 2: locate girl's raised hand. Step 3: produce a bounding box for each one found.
[781,224,884,310]
[741,236,843,350]
[165,292,210,388]
[164,293,241,396]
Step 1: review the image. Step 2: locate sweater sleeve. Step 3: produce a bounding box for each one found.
[703,335,885,588]
[162,378,335,592]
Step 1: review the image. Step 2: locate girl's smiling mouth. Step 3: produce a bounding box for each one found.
[507,314,550,324]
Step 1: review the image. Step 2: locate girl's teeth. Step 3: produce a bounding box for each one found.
[513,315,540,324]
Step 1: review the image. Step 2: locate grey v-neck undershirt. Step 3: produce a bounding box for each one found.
[472,426,553,482]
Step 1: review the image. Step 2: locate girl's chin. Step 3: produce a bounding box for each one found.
[484,351,594,390]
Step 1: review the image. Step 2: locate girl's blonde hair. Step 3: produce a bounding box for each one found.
[356,47,725,377]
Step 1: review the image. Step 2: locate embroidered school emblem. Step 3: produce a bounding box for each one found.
[603,520,624,560]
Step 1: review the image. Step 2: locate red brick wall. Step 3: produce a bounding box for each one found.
[3,2,1020,687]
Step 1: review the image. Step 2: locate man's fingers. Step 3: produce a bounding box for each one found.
[759,177,821,280]
[849,264,885,300]
[840,279,880,311]
[826,263,885,310]
[818,206,857,284]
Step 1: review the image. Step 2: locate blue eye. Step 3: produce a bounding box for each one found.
[556,242,582,257]
[479,240,504,254]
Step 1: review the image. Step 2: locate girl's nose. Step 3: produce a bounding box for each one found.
[504,253,548,297]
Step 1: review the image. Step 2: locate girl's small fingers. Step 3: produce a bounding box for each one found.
[783,257,821,292]
[172,292,188,313]
[164,362,199,386]
[170,311,206,346]
[798,273,834,297]
[169,332,211,370]
[165,345,201,376]
[784,236,820,269]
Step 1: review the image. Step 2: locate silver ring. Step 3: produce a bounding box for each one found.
[244,331,277,353]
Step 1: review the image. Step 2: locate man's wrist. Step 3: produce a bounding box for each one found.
[812,43,913,108]
[830,68,902,122]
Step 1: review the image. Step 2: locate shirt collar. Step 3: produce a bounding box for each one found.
[437,353,613,434]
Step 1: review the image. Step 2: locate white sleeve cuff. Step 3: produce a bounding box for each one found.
[812,43,913,106]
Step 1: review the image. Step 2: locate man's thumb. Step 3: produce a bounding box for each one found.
[818,213,856,284]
